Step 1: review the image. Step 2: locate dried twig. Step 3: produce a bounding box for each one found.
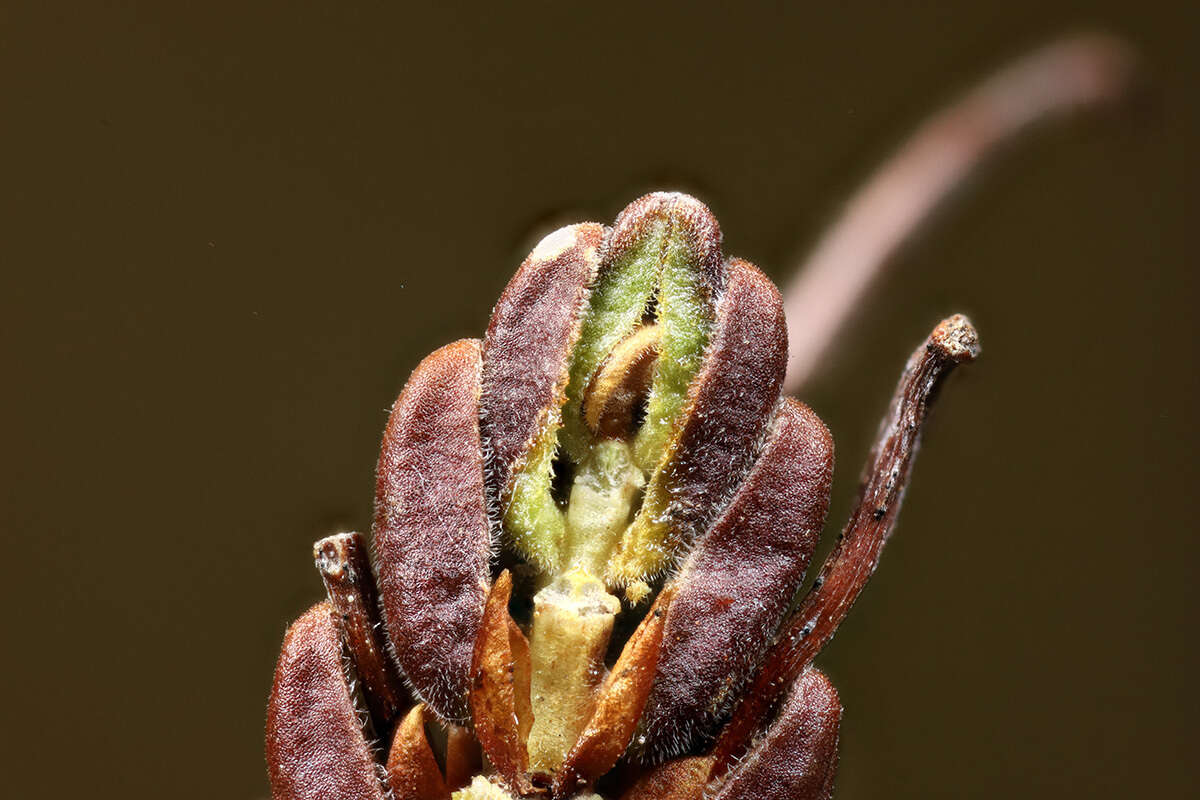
[315,532,409,731]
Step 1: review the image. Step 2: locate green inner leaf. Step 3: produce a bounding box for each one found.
[560,218,666,462]
[503,421,566,571]
[504,206,716,586]
[632,229,713,472]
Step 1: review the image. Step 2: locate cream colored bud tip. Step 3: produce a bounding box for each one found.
[530,225,581,262]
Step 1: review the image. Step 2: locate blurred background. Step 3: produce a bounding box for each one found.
[2,1,1197,797]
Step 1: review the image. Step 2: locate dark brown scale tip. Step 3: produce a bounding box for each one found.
[481,222,604,502]
[604,192,725,297]
[710,315,979,774]
[636,399,833,760]
[374,339,491,725]
[266,603,388,800]
[709,669,841,800]
[314,531,409,732]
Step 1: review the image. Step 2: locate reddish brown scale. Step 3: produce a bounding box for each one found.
[603,192,724,297]
[315,531,409,732]
[711,315,980,774]
[481,223,604,499]
[469,571,534,796]
[710,668,841,800]
[266,602,388,800]
[637,398,833,759]
[653,258,788,551]
[374,339,492,724]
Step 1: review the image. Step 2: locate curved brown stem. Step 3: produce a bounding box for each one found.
[782,32,1132,393]
[712,315,980,776]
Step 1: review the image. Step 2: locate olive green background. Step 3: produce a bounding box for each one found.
[3,1,1197,797]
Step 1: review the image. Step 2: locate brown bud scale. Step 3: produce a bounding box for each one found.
[374,339,492,724]
[638,398,833,759]
[482,223,604,500]
[266,602,388,800]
